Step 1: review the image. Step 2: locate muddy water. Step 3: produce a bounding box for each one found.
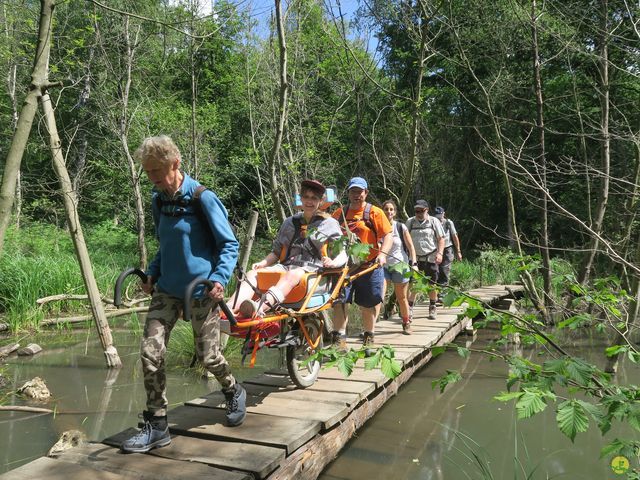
[320,328,639,480]
[0,328,281,474]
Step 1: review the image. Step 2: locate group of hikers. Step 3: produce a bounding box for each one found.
[121,135,462,454]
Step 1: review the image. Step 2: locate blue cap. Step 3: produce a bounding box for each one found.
[347,177,368,190]
[434,206,444,215]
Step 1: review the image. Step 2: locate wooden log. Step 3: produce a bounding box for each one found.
[36,293,149,308]
[40,306,147,326]
[0,405,54,414]
[239,210,259,273]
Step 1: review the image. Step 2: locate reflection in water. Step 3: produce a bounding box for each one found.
[0,328,281,474]
[320,328,639,480]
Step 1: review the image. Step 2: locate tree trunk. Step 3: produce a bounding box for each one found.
[119,17,147,270]
[531,0,552,306]
[0,0,54,253]
[399,8,429,217]
[577,0,610,285]
[267,0,288,224]
[239,210,259,273]
[41,92,122,369]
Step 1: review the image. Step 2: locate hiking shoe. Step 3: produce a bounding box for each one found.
[223,383,247,427]
[428,304,437,320]
[330,330,347,353]
[402,321,412,335]
[121,411,171,453]
[238,299,259,318]
[362,331,375,357]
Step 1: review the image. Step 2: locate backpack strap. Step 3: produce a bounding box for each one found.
[396,221,409,257]
[280,214,323,263]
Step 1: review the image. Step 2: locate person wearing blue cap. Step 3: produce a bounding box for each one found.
[330,177,393,353]
[434,206,462,300]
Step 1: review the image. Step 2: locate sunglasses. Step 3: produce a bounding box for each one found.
[414,208,426,213]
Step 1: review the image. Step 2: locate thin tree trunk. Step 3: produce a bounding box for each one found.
[189,0,199,176]
[119,17,146,270]
[41,92,122,368]
[4,3,21,228]
[531,0,552,306]
[577,0,610,285]
[0,0,55,253]
[268,0,288,224]
[239,210,259,272]
[399,7,429,217]
[71,46,94,196]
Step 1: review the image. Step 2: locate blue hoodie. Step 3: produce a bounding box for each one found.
[146,173,239,298]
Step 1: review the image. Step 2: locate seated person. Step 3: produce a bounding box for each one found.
[228,179,347,318]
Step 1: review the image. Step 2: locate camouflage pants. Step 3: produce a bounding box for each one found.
[141,291,236,416]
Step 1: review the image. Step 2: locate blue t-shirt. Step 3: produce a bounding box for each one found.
[146,173,239,298]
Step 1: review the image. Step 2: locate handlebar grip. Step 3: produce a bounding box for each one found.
[184,277,237,327]
[114,268,148,308]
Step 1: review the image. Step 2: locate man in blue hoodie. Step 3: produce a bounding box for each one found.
[121,135,246,454]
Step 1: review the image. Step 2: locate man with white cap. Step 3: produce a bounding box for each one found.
[406,199,445,319]
[330,177,393,354]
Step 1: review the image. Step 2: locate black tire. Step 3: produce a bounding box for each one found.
[286,315,323,388]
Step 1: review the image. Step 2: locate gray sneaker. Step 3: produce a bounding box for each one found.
[121,411,171,453]
[223,383,247,427]
[330,330,347,353]
[428,304,437,320]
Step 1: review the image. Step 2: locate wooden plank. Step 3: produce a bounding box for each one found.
[186,391,349,430]
[317,367,388,388]
[0,456,127,480]
[304,377,376,398]
[269,308,469,480]
[55,442,249,480]
[102,430,281,479]
[167,404,320,454]
[242,382,361,407]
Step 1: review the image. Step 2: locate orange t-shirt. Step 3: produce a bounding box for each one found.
[332,203,392,261]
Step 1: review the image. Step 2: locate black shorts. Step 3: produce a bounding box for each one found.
[416,259,438,284]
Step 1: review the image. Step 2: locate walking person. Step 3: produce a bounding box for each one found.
[406,200,445,320]
[434,206,462,302]
[121,135,246,454]
[381,200,417,334]
[330,177,393,353]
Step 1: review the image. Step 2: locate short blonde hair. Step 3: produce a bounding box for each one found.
[134,135,181,166]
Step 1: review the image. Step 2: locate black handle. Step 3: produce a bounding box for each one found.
[114,268,148,308]
[184,277,237,326]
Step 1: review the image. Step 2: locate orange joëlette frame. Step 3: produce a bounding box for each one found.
[234,262,379,367]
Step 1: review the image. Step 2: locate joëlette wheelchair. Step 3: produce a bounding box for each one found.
[113,263,378,388]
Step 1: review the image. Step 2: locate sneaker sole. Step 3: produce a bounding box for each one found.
[121,436,171,453]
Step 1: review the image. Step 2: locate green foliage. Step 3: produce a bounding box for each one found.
[306,343,402,380]
[432,370,463,394]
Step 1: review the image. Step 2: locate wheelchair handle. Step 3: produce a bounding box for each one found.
[114,268,148,308]
[184,277,237,327]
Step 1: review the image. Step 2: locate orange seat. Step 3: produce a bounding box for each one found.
[256,270,315,304]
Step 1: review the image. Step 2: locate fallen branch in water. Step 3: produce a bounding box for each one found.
[0,343,19,357]
[36,294,149,309]
[0,405,53,414]
[40,306,148,326]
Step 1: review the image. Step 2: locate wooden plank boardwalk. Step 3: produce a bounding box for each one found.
[1,284,523,480]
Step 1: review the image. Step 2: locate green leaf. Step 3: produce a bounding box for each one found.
[515,389,550,419]
[432,370,462,394]
[494,391,523,402]
[565,358,594,386]
[431,346,446,358]
[335,355,354,377]
[364,351,381,370]
[456,346,470,358]
[605,345,628,357]
[556,400,589,442]
[380,355,402,379]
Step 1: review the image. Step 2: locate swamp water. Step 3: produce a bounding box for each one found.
[0,327,282,474]
[320,328,640,480]
[1,322,638,479]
